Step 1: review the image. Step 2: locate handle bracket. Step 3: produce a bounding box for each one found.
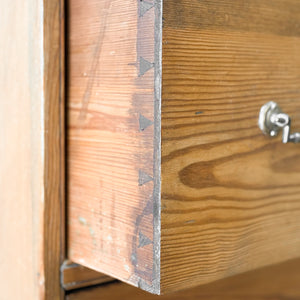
[258,101,300,143]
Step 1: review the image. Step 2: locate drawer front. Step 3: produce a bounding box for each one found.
[161,0,300,293]
[68,0,300,294]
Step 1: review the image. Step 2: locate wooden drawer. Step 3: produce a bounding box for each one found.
[67,258,300,300]
[67,0,300,294]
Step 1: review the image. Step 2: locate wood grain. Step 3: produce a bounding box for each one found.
[67,0,161,293]
[67,0,300,295]
[61,261,114,291]
[44,0,65,298]
[161,0,300,293]
[0,0,64,299]
[66,258,300,300]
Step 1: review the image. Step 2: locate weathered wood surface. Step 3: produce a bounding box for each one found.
[0,0,64,299]
[67,0,161,293]
[161,0,300,293]
[67,258,300,300]
[61,261,114,291]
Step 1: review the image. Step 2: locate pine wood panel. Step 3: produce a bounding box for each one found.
[0,0,64,299]
[67,0,161,293]
[67,258,300,300]
[161,0,300,293]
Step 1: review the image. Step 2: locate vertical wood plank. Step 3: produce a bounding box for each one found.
[0,0,65,299]
[44,0,65,299]
[0,1,45,299]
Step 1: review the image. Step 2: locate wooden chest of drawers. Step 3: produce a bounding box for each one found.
[2,0,300,298]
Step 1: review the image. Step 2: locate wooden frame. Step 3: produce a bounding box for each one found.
[44,0,65,299]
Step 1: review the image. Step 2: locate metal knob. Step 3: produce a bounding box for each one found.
[258,101,300,143]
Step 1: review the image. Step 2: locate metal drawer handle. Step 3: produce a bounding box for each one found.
[258,101,300,143]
